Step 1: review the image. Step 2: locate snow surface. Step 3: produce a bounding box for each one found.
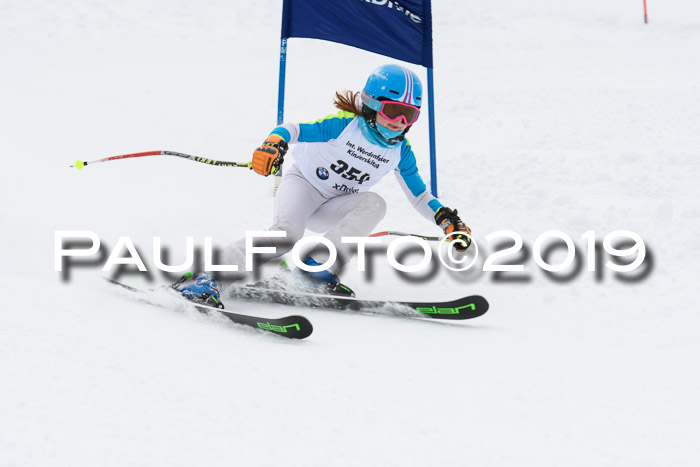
[2,0,700,465]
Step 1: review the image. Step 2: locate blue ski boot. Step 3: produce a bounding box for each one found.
[172,271,225,308]
[295,257,355,297]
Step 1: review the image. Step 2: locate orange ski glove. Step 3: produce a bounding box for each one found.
[251,135,288,176]
[435,207,472,251]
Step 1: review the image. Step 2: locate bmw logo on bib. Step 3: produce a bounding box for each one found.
[316,167,329,180]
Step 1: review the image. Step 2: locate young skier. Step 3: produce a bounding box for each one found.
[176,64,472,307]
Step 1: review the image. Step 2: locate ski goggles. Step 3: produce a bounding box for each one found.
[361,91,421,125]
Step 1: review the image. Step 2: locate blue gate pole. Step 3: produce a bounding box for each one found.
[277,37,288,126]
[274,37,288,184]
[427,67,438,197]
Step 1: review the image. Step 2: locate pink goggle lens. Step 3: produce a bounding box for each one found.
[379,102,420,125]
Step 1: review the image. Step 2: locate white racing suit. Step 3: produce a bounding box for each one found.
[219,110,443,284]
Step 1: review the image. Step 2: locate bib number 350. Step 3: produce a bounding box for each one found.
[330,160,371,184]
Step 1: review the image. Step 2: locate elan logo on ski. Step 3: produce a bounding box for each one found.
[416,303,476,315]
[257,322,302,333]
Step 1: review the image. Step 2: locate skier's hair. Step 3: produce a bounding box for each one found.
[333,90,363,116]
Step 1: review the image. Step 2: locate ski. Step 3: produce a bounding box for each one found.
[107,279,313,339]
[225,285,489,321]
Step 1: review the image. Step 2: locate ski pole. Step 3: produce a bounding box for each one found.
[643,0,649,24]
[71,150,253,171]
[369,231,443,242]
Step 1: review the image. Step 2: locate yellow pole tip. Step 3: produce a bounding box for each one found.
[75,160,85,170]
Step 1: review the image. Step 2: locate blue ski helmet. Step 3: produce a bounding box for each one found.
[361,64,422,143]
[363,64,422,108]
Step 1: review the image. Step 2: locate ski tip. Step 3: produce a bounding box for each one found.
[473,295,489,316]
[285,315,314,339]
[472,294,489,306]
[461,295,489,318]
